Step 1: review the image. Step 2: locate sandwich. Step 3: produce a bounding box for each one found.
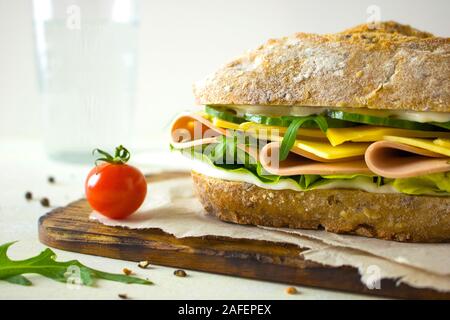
[170,21,450,242]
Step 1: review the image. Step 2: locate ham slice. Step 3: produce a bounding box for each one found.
[170,113,226,149]
[171,113,450,178]
[259,142,372,176]
[365,140,450,178]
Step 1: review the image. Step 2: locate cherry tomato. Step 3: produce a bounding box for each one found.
[85,146,147,219]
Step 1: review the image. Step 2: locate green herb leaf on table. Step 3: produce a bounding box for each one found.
[0,242,152,286]
[4,275,32,286]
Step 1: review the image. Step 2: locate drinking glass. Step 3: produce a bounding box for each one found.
[32,0,139,163]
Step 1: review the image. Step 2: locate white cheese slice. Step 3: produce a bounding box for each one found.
[189,157,398,194]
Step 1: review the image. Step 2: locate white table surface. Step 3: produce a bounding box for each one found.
[0,139,375,300]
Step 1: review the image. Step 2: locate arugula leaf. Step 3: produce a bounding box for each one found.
[210,132,252,165]
[0,242,152,286]
[4,275,32,286]
[279,115,329,161]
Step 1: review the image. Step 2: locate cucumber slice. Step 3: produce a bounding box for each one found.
[244,114,354,128]
[327,110,442,131]
[204,105,246,124]
[432,121,450,130]
[206,105,450,131]
[205,105,355,128]
[243,114,292,127]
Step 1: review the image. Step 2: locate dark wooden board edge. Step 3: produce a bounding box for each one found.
[38,171,450,300]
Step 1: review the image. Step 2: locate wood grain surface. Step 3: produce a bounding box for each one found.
[38,171,450,299]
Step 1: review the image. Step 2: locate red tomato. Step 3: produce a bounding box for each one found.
[85,163,147,219]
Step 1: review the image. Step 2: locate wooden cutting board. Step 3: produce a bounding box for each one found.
[38,171,450,299]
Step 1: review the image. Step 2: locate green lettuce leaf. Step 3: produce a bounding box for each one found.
[171,143,450,196]
[392,172,450,195]
[174,143,376,190]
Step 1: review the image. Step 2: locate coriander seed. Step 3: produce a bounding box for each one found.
[285,286,298,295]
[122,268,132,275]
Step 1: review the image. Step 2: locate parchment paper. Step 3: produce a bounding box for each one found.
[261,227,450,276]
[90,177,450,292]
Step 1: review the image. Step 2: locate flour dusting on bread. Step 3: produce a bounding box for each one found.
[194,21,449,112]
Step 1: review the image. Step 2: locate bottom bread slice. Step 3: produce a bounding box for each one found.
[192,171,450,243]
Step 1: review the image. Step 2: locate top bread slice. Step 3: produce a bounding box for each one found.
[194,21,450,113]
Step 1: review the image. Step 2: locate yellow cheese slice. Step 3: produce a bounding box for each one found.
[239,122,327,139]
[211,117,368,160]
[326,126,450,146]
[433,138,450,149]
[294,139,369,160]
[197,111,211,120]
[384,136,450,157]
[211,117,240,130]
[212,118,327,140]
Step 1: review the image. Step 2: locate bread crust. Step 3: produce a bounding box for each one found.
[342,21,434,38]
[192,171,450,243]
[194,22,450,113]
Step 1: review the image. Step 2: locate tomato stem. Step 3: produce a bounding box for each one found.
[93,145,131,165]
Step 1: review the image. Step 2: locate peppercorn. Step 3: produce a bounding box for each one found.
[25,191,33,200]
[40,197,50,207]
